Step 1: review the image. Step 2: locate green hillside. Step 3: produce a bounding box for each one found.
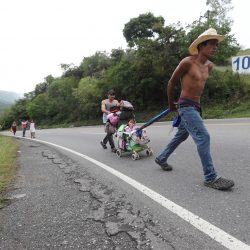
[0,90,21,104]
[0,90,22,115]
[237,49,250,56]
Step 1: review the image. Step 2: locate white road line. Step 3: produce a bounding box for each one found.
[7,136,250,249]
[152,122,250,128]
[207,123,250,126]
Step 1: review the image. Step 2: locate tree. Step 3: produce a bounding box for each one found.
[1,98,29,128]
[26,93,48,123]
[60,64,83,79]
[47,77,79,123]
[73,77,102,120]
[186,0,239,65]
[110,49,125,64]
[34,82,48,96]
[121,14,187,108]
[80,52,111,78]
[205,0,233,26]
[123,12,165,48]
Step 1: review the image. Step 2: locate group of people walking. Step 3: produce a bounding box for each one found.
[10,119,36,138]
[100,28,234,191]
[7,28,234,192]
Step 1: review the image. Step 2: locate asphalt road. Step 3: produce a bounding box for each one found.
[2,118,250,249]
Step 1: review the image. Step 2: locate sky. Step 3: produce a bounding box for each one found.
[0,0,249,94]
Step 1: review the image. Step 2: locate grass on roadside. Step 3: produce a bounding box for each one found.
[0,135,19,208]
[203,100,250,119]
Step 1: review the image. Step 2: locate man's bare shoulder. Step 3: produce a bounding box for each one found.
[181,56,197,63]
[181,56,213,68]
[178,56,194,70]
[101,99,108,104]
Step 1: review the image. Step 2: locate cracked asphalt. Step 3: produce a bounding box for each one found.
[0,139,175,250]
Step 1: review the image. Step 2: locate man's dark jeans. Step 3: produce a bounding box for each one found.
[156,106,217,182]
[103,132,115,149]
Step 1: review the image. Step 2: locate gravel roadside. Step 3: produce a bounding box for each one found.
[0,139,174,250]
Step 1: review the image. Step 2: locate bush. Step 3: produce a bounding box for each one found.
[203,70,248,105]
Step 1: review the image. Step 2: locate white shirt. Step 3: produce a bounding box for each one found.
[30,122,35,132]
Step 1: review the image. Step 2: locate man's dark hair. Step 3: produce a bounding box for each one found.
[108,89,115,95]
[197,39,219,52]
[197,40,209,52]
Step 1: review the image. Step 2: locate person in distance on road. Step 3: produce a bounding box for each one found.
[11,121,17,135]
[29,120,36,138]
[155,28,234,190]
[100,89,120,153]
[20,119,28,137]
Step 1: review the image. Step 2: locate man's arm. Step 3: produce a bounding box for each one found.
[114,100,120,107]
[167,58,192,111]
[208,61,213,73]
[101,100,109,114]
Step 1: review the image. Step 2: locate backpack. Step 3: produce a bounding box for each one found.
[107,113,120,126]
[120,100,134,111]
[119,100,134,120]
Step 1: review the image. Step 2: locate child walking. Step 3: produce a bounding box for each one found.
[30,120,36,138]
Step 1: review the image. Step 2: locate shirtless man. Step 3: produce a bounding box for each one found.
[155,28,234,190]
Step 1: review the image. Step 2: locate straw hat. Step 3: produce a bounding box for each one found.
[188,28,225,55]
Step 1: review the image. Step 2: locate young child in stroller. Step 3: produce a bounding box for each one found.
[116,118,153,160]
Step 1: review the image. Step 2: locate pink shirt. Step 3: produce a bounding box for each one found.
[21,121,28,128]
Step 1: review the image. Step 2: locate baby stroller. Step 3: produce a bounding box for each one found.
[116,124,153,160]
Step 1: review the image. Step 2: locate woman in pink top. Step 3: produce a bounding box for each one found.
[20,119,28,137]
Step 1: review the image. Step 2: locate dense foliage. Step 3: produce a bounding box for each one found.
[1,0,249,129]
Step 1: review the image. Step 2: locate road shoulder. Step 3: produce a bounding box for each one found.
[0,139,173,250]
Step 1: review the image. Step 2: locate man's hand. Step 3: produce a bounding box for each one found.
[119,100,123,107]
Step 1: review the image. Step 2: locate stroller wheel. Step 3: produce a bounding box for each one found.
[116,149,122,158]
[131,152,139,161]
[146,148,153,156]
